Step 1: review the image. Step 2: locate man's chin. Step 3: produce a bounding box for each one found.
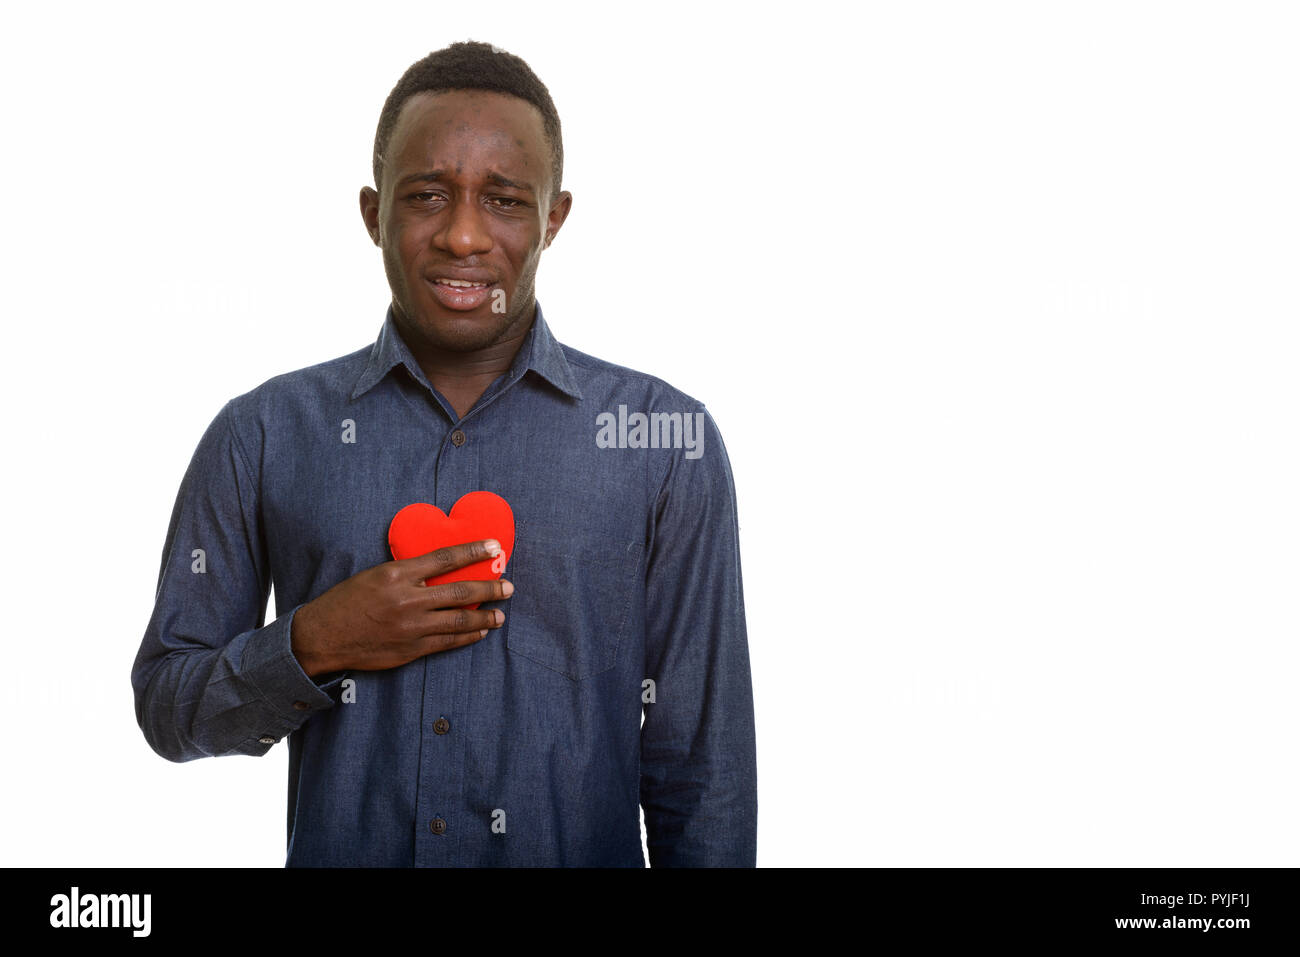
[403,308,520,353]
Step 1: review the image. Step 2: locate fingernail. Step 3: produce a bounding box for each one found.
[501,580,514,597]
[484,539,502,556]
[479,629,489,637]
[494,610,505,626]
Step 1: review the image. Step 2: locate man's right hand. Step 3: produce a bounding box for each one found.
[290,539,512,677]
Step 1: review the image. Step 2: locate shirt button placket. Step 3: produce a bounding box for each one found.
[419,419,477,865]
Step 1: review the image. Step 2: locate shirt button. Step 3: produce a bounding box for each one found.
[450,429,467,447]
[258,736,277,745]
[429,817,447,835]
[433,717,451,735]
[292,701,310,711]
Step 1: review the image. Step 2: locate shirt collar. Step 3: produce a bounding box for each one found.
[351,300,583,402]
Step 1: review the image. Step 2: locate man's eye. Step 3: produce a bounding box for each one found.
[492,198,524,208]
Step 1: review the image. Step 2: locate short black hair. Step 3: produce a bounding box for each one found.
[372,40,563,200]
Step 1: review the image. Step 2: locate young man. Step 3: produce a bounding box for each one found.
[132,40,756,867]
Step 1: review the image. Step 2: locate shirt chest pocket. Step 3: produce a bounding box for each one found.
[503,522,643,681]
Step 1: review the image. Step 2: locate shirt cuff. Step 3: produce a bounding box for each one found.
[243,604,343,717]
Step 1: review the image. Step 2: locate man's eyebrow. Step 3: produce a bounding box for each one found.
[484,171,535,193]
[396,169,535,193]
[397,169,450,188]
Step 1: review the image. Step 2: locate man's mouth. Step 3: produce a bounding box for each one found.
[427,277,496,311]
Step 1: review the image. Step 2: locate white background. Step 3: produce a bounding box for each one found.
[2,0,1297,867]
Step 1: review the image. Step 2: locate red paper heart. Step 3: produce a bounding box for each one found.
[388,492,515,608]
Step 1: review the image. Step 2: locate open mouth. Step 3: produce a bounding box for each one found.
[427,277,496,311]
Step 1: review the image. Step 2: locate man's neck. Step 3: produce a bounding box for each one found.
[403,308,535,421]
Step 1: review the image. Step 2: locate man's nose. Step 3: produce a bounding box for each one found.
[434,198,493,259]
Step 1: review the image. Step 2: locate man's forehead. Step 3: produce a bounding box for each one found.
[382,89,550,196]
[390,89,546,158]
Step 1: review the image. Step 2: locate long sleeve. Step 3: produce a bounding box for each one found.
[640,406,758,866]
[131,399,340,763]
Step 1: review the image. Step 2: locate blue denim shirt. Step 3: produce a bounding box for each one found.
[131,302,757,866]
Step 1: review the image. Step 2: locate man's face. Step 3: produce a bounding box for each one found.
[360,89,571,353]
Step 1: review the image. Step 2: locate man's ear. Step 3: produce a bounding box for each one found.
[360,186,382,246]
[543,190,573,249]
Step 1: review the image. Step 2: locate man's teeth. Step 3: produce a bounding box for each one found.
[436,279,488,287]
